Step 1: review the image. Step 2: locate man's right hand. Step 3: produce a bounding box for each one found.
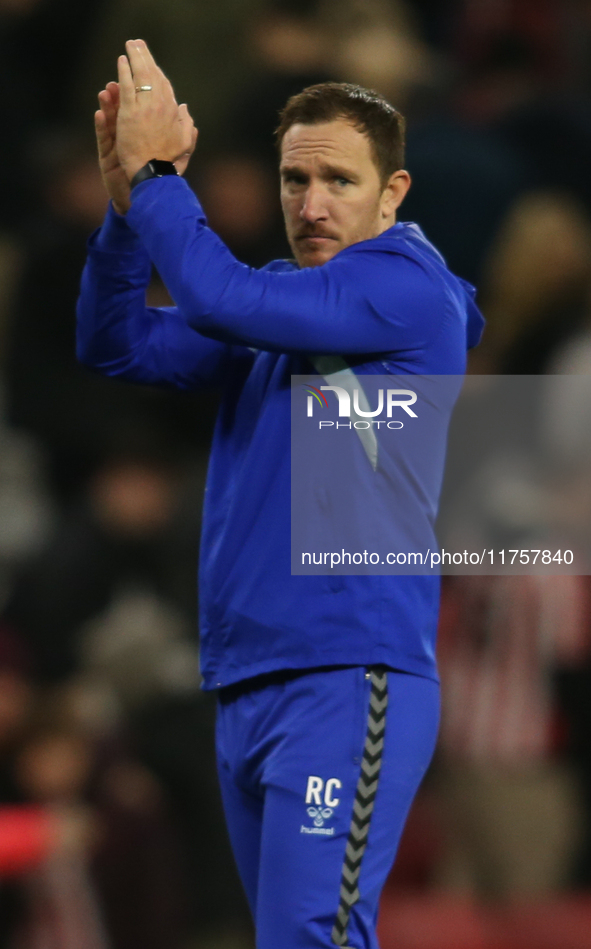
[95,81,131,215]
[95,70,197,216]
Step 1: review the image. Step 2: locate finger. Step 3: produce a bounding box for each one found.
[99,85,117,115]
[106,81,120,110]
[131,39,177,108]
[178,103,194,125]
[97,91,111,123]
[98,87,113,109]
[95,109,113,148]
[177,103,195,153]
[117,54,135,107]
[94,109,106,137]
[94,109,111,156]
[134,39,164,87]
[125,38,159,94]
[99,89,118,136]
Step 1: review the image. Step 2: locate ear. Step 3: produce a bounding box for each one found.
[380,170,411,219]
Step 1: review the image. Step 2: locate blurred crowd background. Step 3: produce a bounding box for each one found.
[1,0,591,947]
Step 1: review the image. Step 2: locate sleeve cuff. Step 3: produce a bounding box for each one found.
[126,175,208,232]
[93,202,144,252]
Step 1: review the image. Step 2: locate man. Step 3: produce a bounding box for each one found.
[78,39,483,949]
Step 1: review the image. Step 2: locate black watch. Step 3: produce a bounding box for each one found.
[130,160,178,190]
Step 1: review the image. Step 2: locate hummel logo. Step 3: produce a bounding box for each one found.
[307,806,333,827]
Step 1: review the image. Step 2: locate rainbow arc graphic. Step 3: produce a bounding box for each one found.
[301,384,329,409]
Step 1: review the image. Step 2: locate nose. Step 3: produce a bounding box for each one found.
[300,182,328,222]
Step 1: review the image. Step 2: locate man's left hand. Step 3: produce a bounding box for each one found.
[116,39,197,182]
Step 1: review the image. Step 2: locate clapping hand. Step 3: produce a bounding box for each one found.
[95,39,197,215]
[95,82,130,214]
[116,39,197,181]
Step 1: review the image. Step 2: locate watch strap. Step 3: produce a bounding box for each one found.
[130,160,178,190]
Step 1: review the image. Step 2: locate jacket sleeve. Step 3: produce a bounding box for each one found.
[76,205,250,389]
[125,177,444,356]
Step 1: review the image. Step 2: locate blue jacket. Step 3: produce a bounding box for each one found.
[77,176,484,689]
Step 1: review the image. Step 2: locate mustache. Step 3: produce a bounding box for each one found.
[295,228,337,240]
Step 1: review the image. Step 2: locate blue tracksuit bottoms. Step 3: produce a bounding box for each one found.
[216,665,440,949]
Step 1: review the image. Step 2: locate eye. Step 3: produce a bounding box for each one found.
[283,173,306,186]
[334,176,350,186]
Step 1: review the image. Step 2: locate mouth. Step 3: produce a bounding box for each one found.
[296,235,336,247]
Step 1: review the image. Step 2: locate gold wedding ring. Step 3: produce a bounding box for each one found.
[135,85,153,92]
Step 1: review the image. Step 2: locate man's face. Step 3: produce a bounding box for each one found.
[280,118,399,268]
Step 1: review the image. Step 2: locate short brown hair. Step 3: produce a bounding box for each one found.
[275,82,406,185]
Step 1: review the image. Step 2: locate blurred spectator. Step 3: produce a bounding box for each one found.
[474,191,591,372]
[540,346,591,885]
[0,446,250,947]
[320,0,438,112]
[3,715,191,949]
[542,301,591,465]
[0,385,54,596]
[223,0,331,162]
[1,446,200,682]
[0,627,192,949]
[225,0,437,162]
[452,0,567,124]
[0,234,22,367]
[449,2,591,235]
[435,574,589,898]
[9,723,110,949]
[0,635,34,944]
[0,638,35,806]
[398,1,591,287]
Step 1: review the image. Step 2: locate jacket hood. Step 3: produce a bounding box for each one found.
[390,222,485,351]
